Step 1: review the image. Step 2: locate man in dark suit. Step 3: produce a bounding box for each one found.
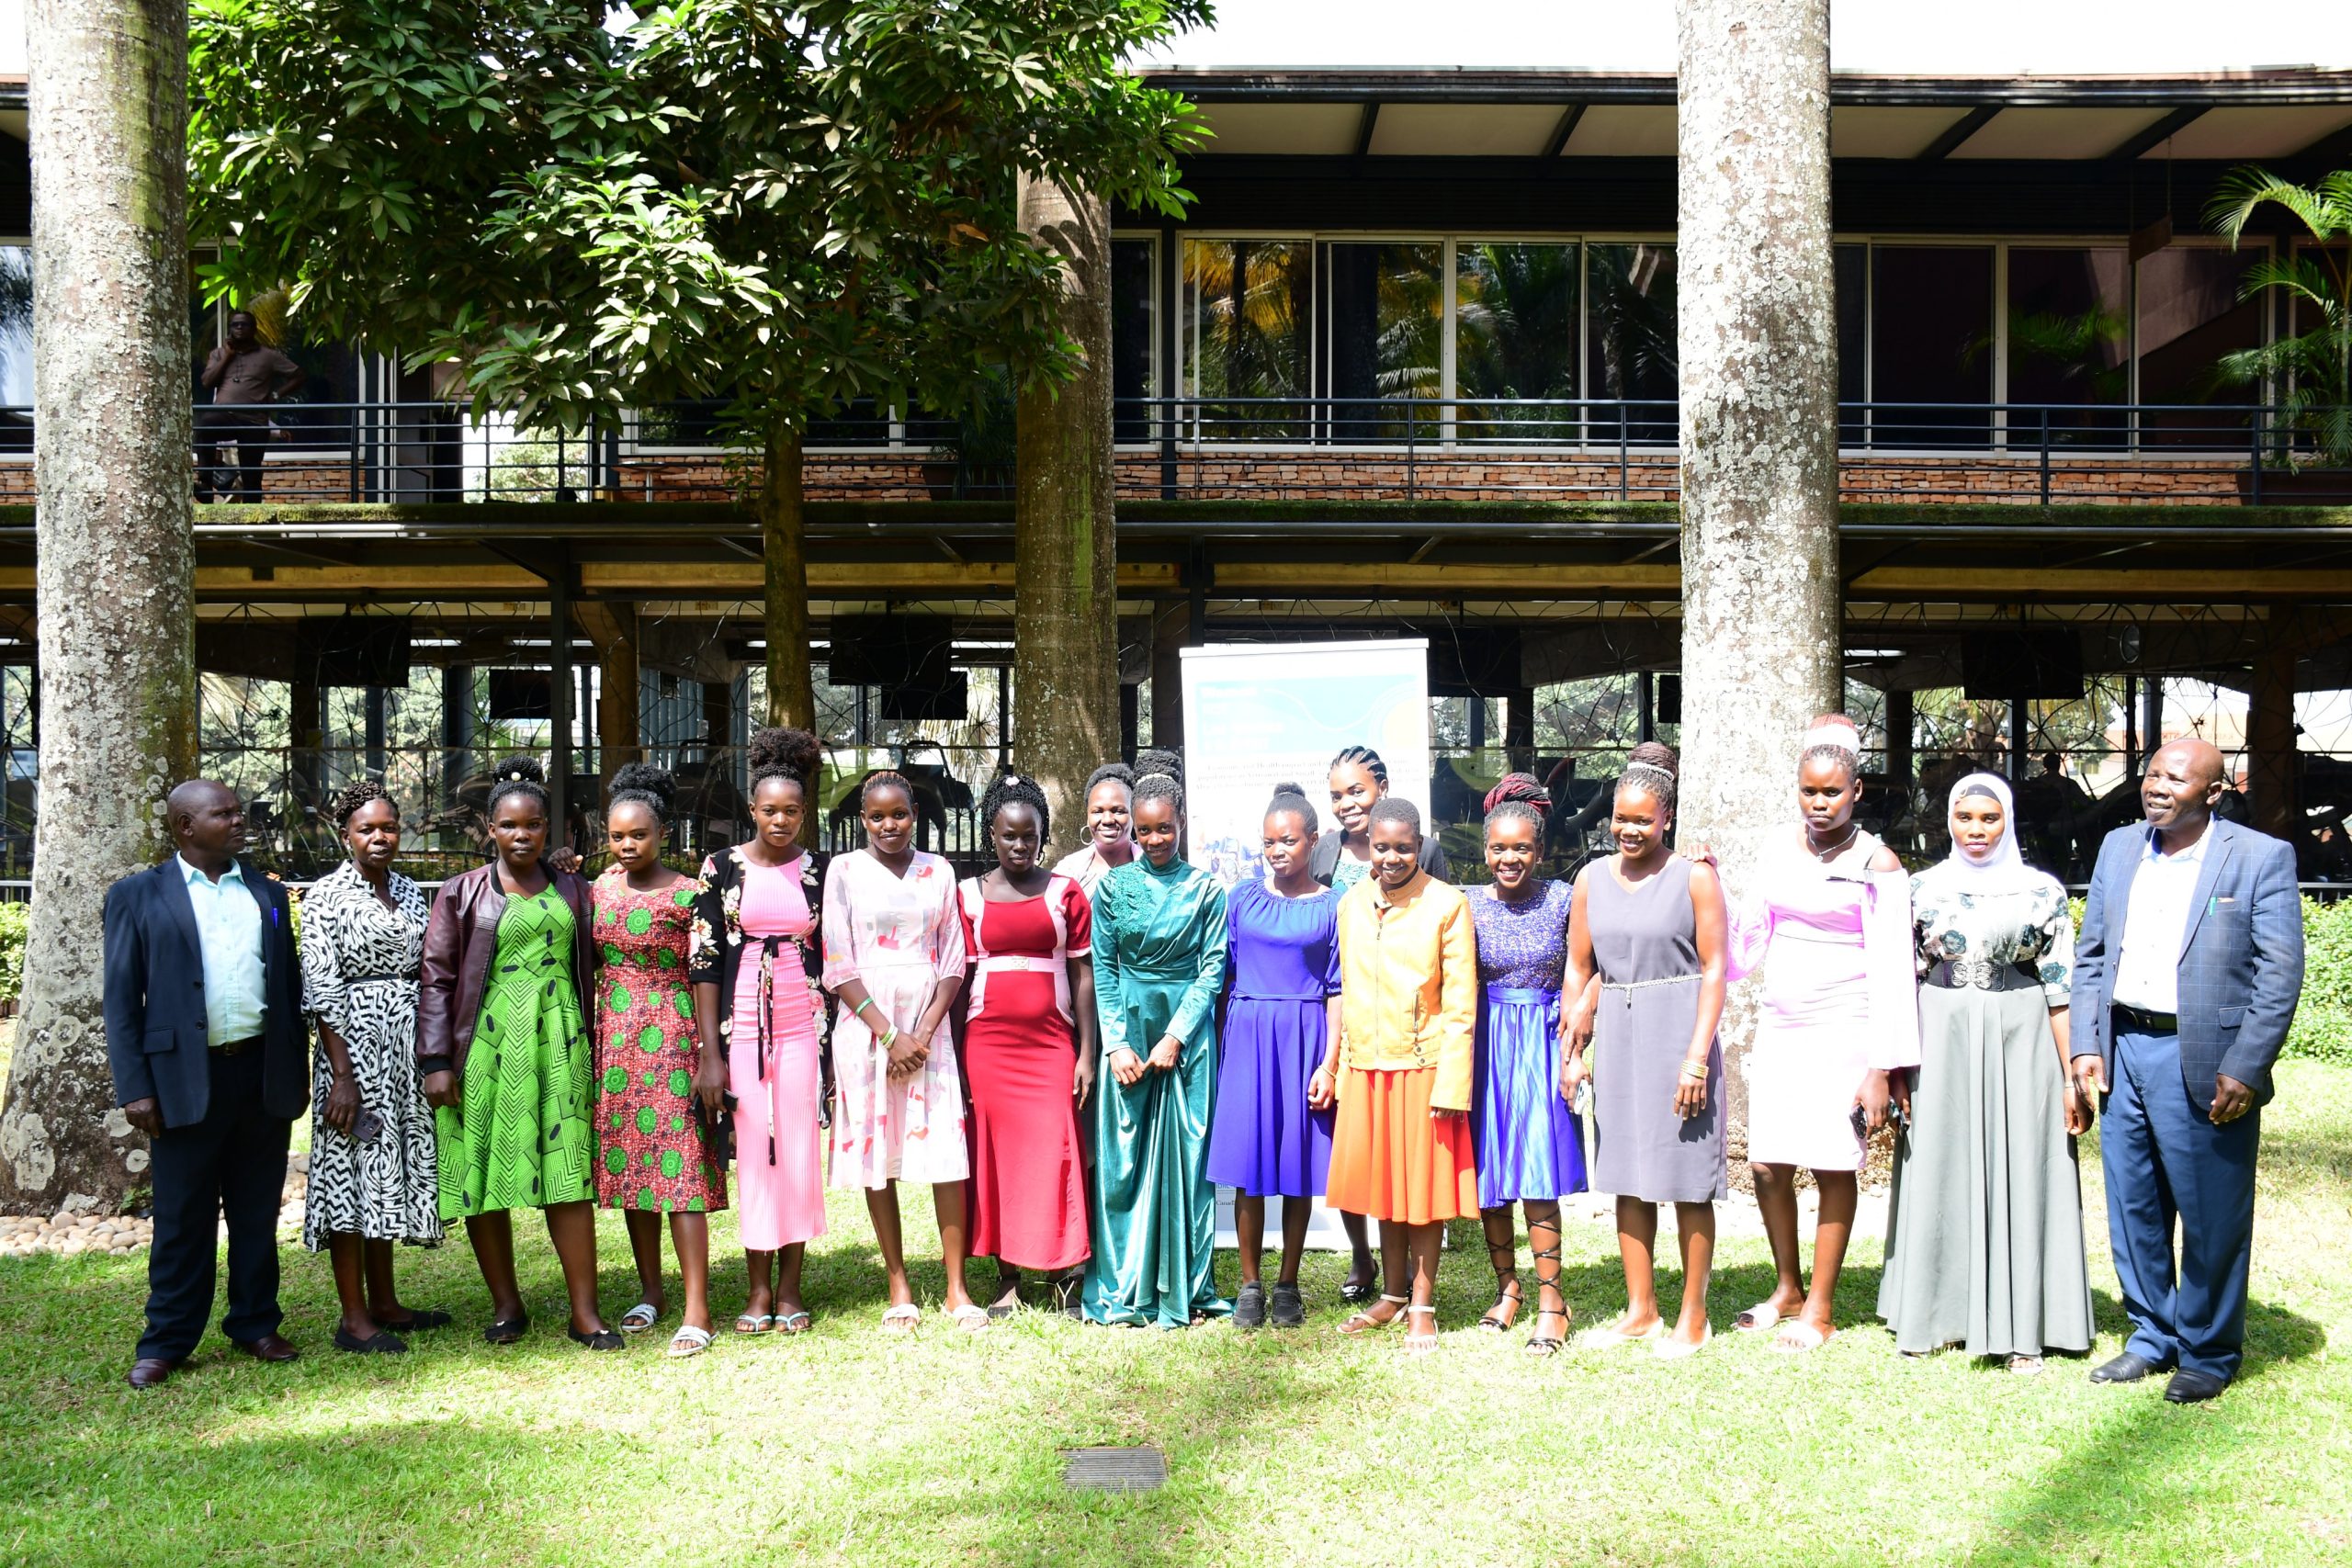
[106,780,308,1388]
[2069,739,2302,1404]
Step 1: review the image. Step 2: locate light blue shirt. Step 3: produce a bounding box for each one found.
[179,855,266,1046]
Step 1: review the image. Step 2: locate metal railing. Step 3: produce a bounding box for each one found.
[0,398,2343,509]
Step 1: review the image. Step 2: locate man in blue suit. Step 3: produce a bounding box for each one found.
[105,780,308,1388]
[2070,739,2302,1403]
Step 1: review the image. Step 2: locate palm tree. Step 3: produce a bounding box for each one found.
[2206,167,2352,468]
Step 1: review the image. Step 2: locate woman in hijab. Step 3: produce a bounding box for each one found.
[1877,771,2094,1373]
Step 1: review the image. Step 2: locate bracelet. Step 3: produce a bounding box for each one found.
[856,997,883,1021]
[1679,1060,1709,1079]
[878,1027,899,1051]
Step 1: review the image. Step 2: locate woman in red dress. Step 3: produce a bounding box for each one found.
[958,773,1097,1316]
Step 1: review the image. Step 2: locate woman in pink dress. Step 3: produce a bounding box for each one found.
[1728,715,1919,1353]
[821,771,974,1331]
[690,727,830,1337]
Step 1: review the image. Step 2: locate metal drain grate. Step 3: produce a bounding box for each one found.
[1061,1446,1168,1493]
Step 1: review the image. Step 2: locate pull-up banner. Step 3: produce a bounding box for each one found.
[1178,637,1433,1250]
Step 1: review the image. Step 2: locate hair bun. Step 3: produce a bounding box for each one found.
[1482,771,1552,819]
[1271,780,1306,798]
[492,755,545,785]
[747,726,822,785]
[1135,747,1182,784]
[608,761,676,813]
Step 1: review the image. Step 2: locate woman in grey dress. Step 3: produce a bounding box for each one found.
[1561,744,1730,1359]
[1878,772,2092,1372]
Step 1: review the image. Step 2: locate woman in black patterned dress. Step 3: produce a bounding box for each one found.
[301,783,447,1354]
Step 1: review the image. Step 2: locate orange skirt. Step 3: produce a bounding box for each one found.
[1325,1065,1478,1224]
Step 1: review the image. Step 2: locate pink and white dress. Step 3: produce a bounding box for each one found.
[1730,829,1920,1170]
[820,849,970,1190]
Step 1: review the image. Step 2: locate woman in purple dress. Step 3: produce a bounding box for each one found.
[1205,784,1342,1331]
[1467,773,1587,1356]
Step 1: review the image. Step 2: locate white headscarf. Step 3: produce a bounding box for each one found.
[1941,772,2040,893]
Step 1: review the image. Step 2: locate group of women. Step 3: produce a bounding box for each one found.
[294,711,2093,1371]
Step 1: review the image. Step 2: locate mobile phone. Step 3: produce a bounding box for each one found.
[349,1108,383,1144]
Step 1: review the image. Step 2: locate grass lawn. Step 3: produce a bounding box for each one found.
[2,1064,2347,1567]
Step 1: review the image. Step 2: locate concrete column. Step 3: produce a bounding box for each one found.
[363,687,388,781]
[442,664,472,805]
[2247,631,2301,840]
[1150,601,1186,750]
[548,571,573,851]
[586,604,642,789]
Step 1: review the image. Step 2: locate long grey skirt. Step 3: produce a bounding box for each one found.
[1877,985,2094,1357]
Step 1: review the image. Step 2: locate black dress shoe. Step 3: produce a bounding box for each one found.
[2165,1369,2229,1404]
[231,1334,300,1363]
[1232,1281,1267,1330]
[126,1357,181,1389]
[2089,1351,2165,1384]
[375,1308,452,1333]
[333,1326,410,1355]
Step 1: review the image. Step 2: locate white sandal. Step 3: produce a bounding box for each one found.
[1402,1303,1441,1355]
[1339,1293,1411,1336]
[948,1303,991,1334]
[880,1303,922,1333]
[1653,1325,1713,1360]
[619,1302,661,1335]
[1772,1320,1831,1354]
[665,1325,714,1359]
[1577,1317,1667,1351]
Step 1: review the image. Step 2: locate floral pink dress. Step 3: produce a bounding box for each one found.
[820,850,969,1190]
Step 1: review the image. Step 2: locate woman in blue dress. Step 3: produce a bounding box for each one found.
[1468,773,1587,1356]
[1204,784,1342,1331]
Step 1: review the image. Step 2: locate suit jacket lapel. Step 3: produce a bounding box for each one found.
[2178,821,2234,961]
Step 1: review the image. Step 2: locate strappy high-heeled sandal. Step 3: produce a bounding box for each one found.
[1526,1223,1571,1348]
[1525,1307,1572,1357]
[1477,1274,1523,1332]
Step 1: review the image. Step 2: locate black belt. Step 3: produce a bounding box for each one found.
[212,1035,263,1056]
[1922,960,2042,993]
[2113,1003,2178,1035]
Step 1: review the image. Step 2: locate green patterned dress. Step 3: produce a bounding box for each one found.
[435,886,596,1220]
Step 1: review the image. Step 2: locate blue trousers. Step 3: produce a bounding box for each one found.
[2103,1026,2260,1382]
[140,1047,293,1360]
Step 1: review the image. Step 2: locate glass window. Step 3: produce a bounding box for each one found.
[1111,237,1156,441]
[1836,243,1866,446]
[1324,242,1442,442]
[2137,245,2263,446]
[0,246,29,452]
[2007,247,2131,445]
[1584,243,1677,445]
[1455,242,1579,442]
[1182,238,1312,439]
[1870,245,1994,446]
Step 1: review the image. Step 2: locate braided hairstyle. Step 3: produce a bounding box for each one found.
[486,756,548,818]
[1132,747,1183,813]
[1801,712,1863,783]
[859,768,913,809]
[607,761,676,823]
[1617,740,1679,814]
[1083,761,1136,798]
[1329,744,1390,790]
[1482,772,1552,836]
[978,771,1051,846]
[329,779,397,833]
[746,726,821,800]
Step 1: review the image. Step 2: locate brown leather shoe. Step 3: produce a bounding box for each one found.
[230,1334,299,1363]
[126,1357,181,1389]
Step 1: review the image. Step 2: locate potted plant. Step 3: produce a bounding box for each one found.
[2209,167,2352,503]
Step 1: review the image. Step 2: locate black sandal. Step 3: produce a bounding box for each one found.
[568,1325,626,1352]
[333,1326,409,1355]
[483,1314,529,1346]
[1526,1307,1571,1357]
[1478,1275,1524,1332]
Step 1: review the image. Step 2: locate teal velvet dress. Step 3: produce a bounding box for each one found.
[1081,856,1231,1327]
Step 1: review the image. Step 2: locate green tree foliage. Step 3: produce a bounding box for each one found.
[189,0,1209,721]
[2206,167,2352,467]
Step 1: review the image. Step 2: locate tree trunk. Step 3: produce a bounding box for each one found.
[0,0,198,1211]
[1675,0,1841,1156]
[1012,173,1120,851]
[760,421,815,731]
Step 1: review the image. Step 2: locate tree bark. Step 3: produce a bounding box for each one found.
[0,0,198,1210]
[1012,173,1120,851]
[760,420,815,731]
[1675,0,1841,1155]
[582,602,643,790]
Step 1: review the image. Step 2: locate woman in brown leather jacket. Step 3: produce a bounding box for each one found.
[419,758,618,1349]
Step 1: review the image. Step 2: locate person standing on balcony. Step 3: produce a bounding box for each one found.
[1082,751,1230,1328]
[2069,739,2302,1404]
[593,764,724,1359]
[689,728,831,1337]
[1878,772,2092,1375]
[822,771,976,1331]
[300,782,447,1356]
[1726,716,1918,1354]
[106,780,307,1389]
[196,309,304,503]
[957,773,1096,1318]
[1051,761,1136,897]
[419,759,617,1350]
[1312,744,1450,1303]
